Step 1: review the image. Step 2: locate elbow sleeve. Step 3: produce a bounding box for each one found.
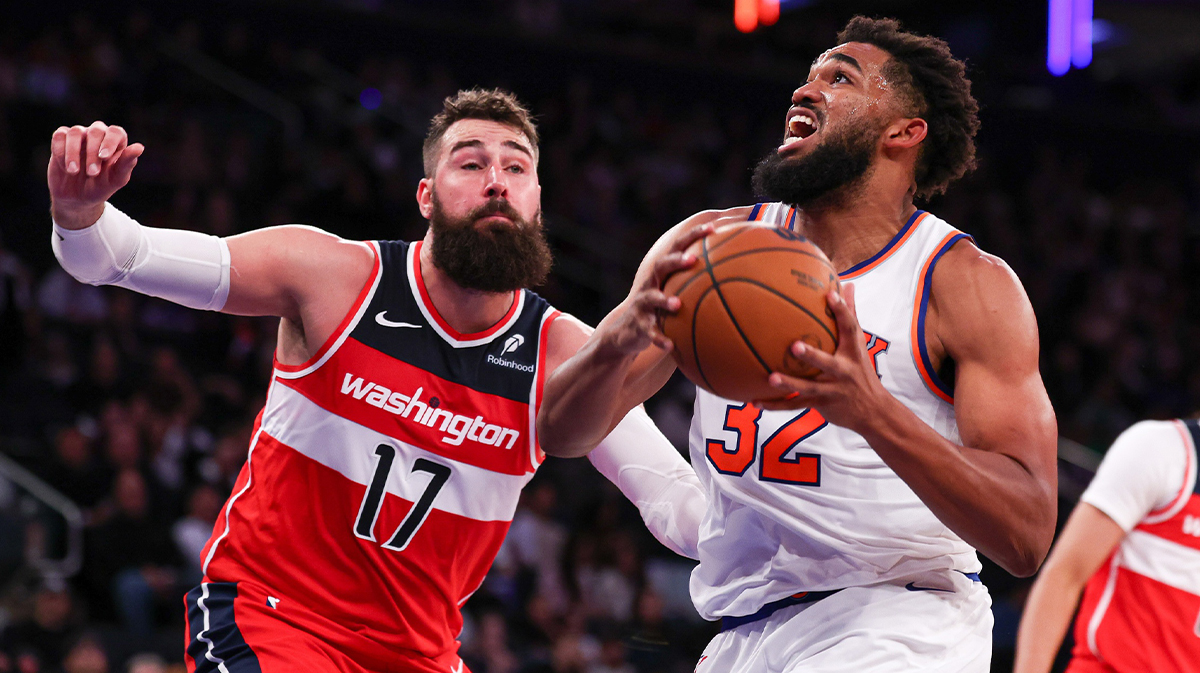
[52,202,231,311]
[589,406,707,560]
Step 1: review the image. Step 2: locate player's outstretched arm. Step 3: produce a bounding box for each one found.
[768,242,1058,576]
[538,206,753,458]
[542,314,706,558]
[1012,503,1124,673]
[49,122,372,344]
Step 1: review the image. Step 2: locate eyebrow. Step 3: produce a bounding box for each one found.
[448,138,534,159]
[810,52,864,75]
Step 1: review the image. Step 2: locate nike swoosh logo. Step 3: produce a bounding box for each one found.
[375,311,422,329]
[904,582,954,593]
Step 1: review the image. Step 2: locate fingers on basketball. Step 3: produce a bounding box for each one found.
[660,222,839,403]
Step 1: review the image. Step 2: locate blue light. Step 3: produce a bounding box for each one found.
[1048,0,1072,76]
[1071,0,1093,68]
[360,87,382,110]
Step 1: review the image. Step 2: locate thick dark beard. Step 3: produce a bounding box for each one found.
[428,194,553,293]
[751,115,879,209]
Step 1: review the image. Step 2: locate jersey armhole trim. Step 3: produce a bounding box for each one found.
[911,231,973,404]
[748,204,764,221]
[275,241,382,378]
[1143,420,1199,523]
[528,307,561,471]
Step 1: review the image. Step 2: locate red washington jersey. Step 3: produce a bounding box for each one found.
[198,239,558,669]
[1070,419,1200,673]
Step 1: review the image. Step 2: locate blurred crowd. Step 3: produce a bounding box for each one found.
[0,3,1198,673]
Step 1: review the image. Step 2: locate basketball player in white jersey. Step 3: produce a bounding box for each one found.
[46,90,706,672]
[538,17,1059,672]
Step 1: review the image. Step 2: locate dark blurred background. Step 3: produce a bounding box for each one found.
[1,0,1199,671]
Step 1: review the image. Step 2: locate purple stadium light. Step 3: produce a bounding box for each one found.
[1071,0,1093,68]
[1048,0,1073,76]
[1048,0,1094,75]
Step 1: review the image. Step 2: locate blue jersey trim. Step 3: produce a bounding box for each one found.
[915,233,973,401]
[185,583,263,673]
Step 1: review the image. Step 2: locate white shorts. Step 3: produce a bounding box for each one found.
[695,570,993,673]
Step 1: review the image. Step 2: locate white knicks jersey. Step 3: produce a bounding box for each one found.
[689,203,983,620]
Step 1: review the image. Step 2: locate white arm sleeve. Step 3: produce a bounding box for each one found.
[51,201,231,311]
[588,406,706,560]
[1080,420,1189,531]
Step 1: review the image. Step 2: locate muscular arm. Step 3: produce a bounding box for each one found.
[771,242,1058,576]
[538,206,754,458]
[1013,504,1125,673]
[859,245,1058,575]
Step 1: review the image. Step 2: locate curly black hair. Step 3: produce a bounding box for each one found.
[837,16,980,198]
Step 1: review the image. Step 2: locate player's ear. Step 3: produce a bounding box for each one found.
[416,178,434,220]
[882,117,927,150]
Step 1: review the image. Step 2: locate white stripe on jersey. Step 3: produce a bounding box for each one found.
[406,243,526,349]
[1120,530,1200,595]
[263,382,529,522]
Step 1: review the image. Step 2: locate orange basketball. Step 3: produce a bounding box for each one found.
[659,222,839,402]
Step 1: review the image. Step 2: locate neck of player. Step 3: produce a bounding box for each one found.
[794,171,920,275]
[418,232,516,335]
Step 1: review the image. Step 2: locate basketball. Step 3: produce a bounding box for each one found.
[659,222,840,402]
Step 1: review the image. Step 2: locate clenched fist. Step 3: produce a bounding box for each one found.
[48,121,144,230]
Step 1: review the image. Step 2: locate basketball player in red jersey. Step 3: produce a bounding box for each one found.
[47,90,705,673]
[539,17,1059,671]
[1014,419,1200,673]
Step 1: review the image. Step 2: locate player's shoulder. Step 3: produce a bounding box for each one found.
[249,223,375,263]
[1108,419,1187,458]
[543,312,593,373]
[930,235,1028,317]
[924,228,1038,361]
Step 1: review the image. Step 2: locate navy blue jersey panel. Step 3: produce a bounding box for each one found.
[348,240,552,405]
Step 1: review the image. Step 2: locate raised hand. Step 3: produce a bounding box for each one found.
[594,222,715,357]
[48,121,145,229]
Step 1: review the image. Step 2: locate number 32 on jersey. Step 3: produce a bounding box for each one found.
[705,332,889,486]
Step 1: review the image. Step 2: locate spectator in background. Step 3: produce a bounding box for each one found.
[86,470,180,638]
[39,426,111,517]
[170,483,221,583]
[124,653,167,673]
[0,580,81,672]
[61,634,109,673]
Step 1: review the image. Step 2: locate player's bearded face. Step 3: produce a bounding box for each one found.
[751,109,881,208]
[428,192,553,292]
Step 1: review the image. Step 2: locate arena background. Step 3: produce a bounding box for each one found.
[2,0,1199,671]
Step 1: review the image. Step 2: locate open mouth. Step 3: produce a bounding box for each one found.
[781,111,819,149]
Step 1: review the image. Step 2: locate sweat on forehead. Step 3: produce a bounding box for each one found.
[813,43,924,114]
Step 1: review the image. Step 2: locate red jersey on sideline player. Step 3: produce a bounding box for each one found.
[1016,419,1200,673]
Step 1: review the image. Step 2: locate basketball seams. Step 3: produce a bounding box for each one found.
[670,246,834,297]
[689,284,719,394]
[700,237,774,377]
[702,222,758,256]
[719,278,837,345]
